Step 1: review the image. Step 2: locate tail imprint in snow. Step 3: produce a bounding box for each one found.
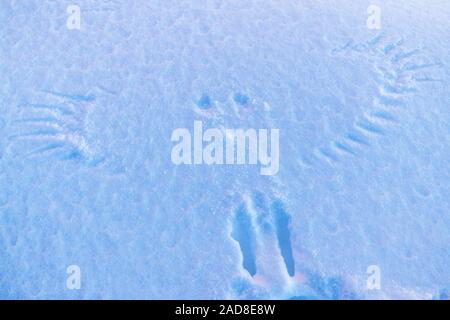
[229,193,359,299]
[231,193,295,279]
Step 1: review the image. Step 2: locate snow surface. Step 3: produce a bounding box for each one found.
[0,0,449,299]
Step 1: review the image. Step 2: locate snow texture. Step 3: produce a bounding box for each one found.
[0,0,449,299]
